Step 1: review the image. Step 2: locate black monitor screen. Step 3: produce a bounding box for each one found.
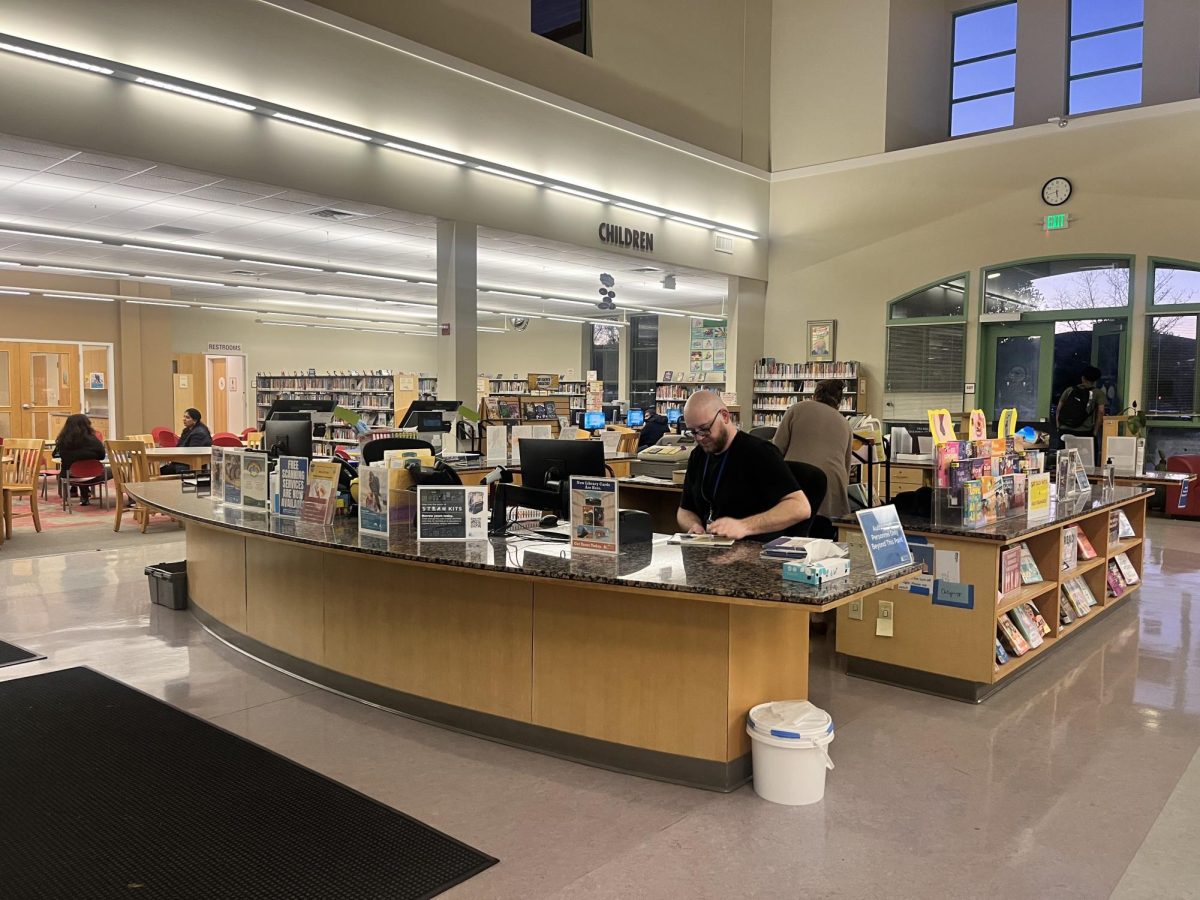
[518,438,605,495]
[416,411,444,433]
[265,398,337,426]
[264,418,313,459]
[400,400,461,428]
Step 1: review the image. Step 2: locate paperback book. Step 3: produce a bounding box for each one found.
[1058,591,1075,626]
[1062,583,1088,619]
[1018,542,1043,585]
[996,638,1009,666]
[1000,546,1022,597]
[759,536,823,559]
[997,616,1030,657]
[223,449,243,507]
[300,460,340,525]
[210,446,225,503]
[668,533,735,547]
[1061,526,1078,572]
[962,480,985,528]
[1116,509,1136,539]
[1108,510,1120,544]
[1008,605,1045,648]
[1106,561,1127,598]
[1075,526,1098,560]
[241,451,269,511]
[1114,552,1139,584]
[1023,600,1051,636]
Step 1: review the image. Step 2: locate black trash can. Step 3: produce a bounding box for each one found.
[145,561,188,610]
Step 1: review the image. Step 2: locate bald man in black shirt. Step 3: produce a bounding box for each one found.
[676,391,811,541]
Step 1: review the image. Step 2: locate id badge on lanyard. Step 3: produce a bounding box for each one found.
[702,451,729,526]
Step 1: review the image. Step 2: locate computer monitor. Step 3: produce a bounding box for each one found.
[519,437,605,497]
[264,417,313,459]
[415,411,444,433]
[583,410,606,431]
[626,409,645,427]
[602,403,622,423]
[264,398,337,426]
[400,400,460,430]
[667,408,682,424]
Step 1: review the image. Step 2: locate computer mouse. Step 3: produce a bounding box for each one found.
[538,514,559,528]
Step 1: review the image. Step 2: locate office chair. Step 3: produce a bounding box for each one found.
[749,426,777,441]
[361,437,436,465]
[785,460,827,538]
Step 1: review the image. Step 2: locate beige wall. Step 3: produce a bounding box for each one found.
[767,102,1200,419]
[0,0,767,281]
[298,0,773,168]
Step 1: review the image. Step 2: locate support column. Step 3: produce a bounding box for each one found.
[726,276,766,417]
[436,219,477,406]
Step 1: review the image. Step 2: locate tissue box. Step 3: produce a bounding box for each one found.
[782,557,851,585]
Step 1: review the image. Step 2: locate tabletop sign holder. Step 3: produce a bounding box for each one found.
[854,504,913,576]
[416,485,489,541]
[569,476,618,554]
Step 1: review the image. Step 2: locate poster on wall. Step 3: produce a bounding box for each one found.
[689,320,726,376]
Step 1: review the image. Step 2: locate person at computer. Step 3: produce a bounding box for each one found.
[637,408,669,449]
[676,391,811,541]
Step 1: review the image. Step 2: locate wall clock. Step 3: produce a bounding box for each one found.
[1041,177,1072,206]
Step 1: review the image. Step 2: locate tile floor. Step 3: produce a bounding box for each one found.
[2,518,1199,898]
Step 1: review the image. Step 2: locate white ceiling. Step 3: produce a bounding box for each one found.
[0,133,727,328]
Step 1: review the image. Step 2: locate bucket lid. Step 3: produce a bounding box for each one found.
[747,700,833,741]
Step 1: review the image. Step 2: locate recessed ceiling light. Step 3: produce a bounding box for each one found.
[547,184,610,203]
[475,165,543,186]
[0,40,113,74]
[668,215,715,229]
[616,202,662,216]
[43,293,114,302]
[383,142,468,166]
[715,227,758,241]
[127,299,190,307]
[145,276,226,287]
[272,112,371,141]
[0,288,30,295]
[0,227,102,244]
[35,265,130,277]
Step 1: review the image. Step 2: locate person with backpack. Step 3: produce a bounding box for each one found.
[1056,365,1106,455]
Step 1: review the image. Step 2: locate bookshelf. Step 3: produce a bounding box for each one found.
[418,375,437,400]
[750,360,865,428]
[835,488,1149,702]
[655,378,740,425]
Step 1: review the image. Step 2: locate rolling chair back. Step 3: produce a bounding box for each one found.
[362,437,436,465]
[785,460,827,537]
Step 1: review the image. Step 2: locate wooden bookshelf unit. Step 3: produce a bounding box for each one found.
[835,487,1150,702]
[751,360,864,428]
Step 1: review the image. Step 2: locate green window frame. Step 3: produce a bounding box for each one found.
[1145,259,1200,418]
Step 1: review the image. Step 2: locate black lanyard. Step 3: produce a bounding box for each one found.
[700,450,730,525]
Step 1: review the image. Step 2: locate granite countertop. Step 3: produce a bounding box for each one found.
[838,485,1153,542]
[127,480,916,609]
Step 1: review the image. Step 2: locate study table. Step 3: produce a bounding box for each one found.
[127,479,917,791]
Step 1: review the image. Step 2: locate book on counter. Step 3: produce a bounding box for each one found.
[668,533,735,547]
[1106,561,1128,598]
[1114,552,1140,584]
[1058,591,1075,626]
[1116,509,1136,539]
[1008,604,1044,648]
[1018,542,1043,584]
[997,616,1030,656]
[1061,526,1078,571]
[962,479,985,527]
[223,449,243,507]
[760,536,824,560]
[300,460,340,525]
[1000,546,1022,597]
[1075,526,1098,560]
[1024,600,1051,636]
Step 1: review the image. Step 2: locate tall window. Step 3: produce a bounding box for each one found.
[532,0,589,55]
[884,275,968,420]
[1146,260,1200,415]
[590,324,619,403]
[628,315,659,413]
[950,2,1017,137]
[1069,0,1143,114]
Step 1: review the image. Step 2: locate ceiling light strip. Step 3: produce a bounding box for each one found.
[0,32,759,239]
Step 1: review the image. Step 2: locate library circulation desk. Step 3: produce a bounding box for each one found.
[837,487,1151,702]
[128,480,916,791]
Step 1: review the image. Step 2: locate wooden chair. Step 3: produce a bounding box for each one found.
[106,440,151,533]
[125,433,156,447]
[244,431,264,450]
[2,438,46,539]
[615,432,639,454]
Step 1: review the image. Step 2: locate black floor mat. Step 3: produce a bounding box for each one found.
[0,667,496,899]
[0,639,43,668]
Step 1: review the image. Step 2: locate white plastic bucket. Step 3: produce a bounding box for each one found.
[746,701,835,805]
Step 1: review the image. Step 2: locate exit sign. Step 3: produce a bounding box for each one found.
[1044,213,1069,231]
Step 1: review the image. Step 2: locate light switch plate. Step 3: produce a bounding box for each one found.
[848,599,863,620]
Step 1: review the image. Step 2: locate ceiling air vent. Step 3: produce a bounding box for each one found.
[629,266,663,274]
[227,269,265,278]
[307,208,361,221]
[147,225,207,237]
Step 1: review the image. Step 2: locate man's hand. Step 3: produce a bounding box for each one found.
[687,522,706,535]
[707,517,750,540]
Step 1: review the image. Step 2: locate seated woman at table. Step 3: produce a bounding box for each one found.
[54,414,106,506]
[161,408,213,475]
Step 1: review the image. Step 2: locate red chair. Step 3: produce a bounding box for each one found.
[62,459,109,512]
[211,433,243,447]
[240,427,257,440]
[152,427,178,448]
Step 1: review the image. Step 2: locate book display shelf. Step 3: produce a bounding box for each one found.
[254,372,418,429]
[835,487,1150,702]
[751,360,864,428]
[655,375,739,425]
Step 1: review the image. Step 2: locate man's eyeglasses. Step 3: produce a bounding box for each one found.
[683,409,724,438]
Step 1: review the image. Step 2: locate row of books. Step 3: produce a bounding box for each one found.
[1108,553,1140,597]
[754,381,857,393]
[257,392,394,409]
[754,360,860,378]
[656,385,722,401]
[1109,508,1137,543]
[996,600,1051,660]
[935,439,1038,489]
[753,399,856,412]
[963,473,1029,527]
[255,374,397,390]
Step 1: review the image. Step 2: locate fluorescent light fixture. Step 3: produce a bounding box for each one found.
[639,307,688,317]
[0,260,19,266]
[987,272,1000,279]
[545,316,587,324]
[259,321,309,328]
[200,306,249,312]
[42,293,114,302]
[238,259,324,273]
[668,215,716,229]
[36,265,130,277]
[547,184,610,203]
[272,112,371,141]
[127,299,190,307]
[240,286,308,296]
[477,326,508,333]
[383,142,467,165]
[0,40,113,74]
[616,202,663,217]
[716,227,759,241]
[475,165,543,186]
[121,244,223,259]
[0,227,102,244]
[335,271,406,281]
[0,288,30,295]
[589,320,627,327]
[145,276,226,287]
[134,76,256,111]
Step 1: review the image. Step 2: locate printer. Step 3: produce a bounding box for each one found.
[630,434,694,479]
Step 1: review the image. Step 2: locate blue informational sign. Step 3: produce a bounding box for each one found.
[277,456,309,518]
[932,580,975,609]
[854,504,914,576]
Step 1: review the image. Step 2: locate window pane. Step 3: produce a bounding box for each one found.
[1145,315,1196,414]
[1069,68,1142,113]
[1070,27,1142,76]
[954,3,1017,61]
[953,54,1016,100]
[885,324,966,392]
[1071,0,1143,36]
[1153,263,1200,306]
[951,92,1014,136]
[993,335,1042,419]
[984,258,1131,313]
[532,0,588,53]
[890,278,966,320]
[1051,318,1124,415]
